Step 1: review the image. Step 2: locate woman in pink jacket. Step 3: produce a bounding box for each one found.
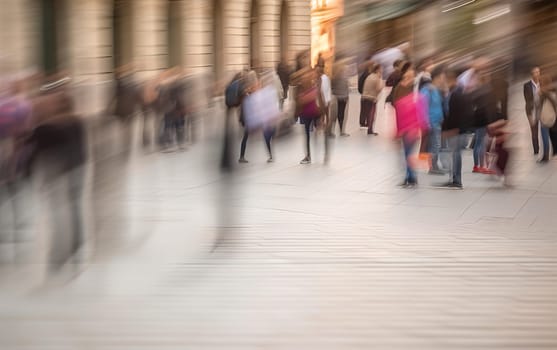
[392,68,428,187]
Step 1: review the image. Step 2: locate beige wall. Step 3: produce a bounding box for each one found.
[0,0,311,113]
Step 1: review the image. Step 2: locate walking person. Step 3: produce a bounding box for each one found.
[440,70,474,189]
[221,71,244,170]
[420,65,447,174]
[471,72,497,174]
[393,68,427,188]
[238,70,259,163]
[297,68,326,164]
[362,64,384,136]
[358,60,372,127]
[329,61,350,137]
[537,75,556,163]
[524,67,542,156]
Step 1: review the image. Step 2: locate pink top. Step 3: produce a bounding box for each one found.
[394,92,428,138]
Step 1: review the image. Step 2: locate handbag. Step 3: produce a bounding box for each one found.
[540,93,557,128]
[299,87,321,119]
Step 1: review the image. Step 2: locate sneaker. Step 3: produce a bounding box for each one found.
[442,182,463,190]
[473,166,482,173]
[238,158,249,163]
[267,157,274,163]
[480,167,496,175]
[428,168,446,175]
[340,132,350,137]
[367,131,378,136]
[300,157,311,165]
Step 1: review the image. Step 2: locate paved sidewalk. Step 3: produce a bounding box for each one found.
[1,84,557,349]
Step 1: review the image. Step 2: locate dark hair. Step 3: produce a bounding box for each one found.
[393,59,403,69]
[401,61,412,75]
[431,65,445,81]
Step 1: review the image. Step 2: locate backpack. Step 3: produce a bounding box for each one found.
[225,79,242,108]
[358,71,369,94]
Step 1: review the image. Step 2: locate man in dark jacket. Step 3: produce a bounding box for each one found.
[442,70,474,189]
[524,66,541,155]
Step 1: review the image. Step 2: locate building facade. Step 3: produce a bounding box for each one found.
[0,0,312,114]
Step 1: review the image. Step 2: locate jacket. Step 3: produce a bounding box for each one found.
[443,86,474,133]
[362,73,384,102]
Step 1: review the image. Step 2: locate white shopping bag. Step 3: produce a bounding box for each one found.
[242,85,282,131]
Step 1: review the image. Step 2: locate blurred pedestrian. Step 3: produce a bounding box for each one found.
[358,60,372,127]
[297,68,326,164]
[537,75,556,163]
[362,63,384,136]
[29,80,87,270]
[420,65,447,175]
[524,66,542,156]
[393,68,427,188]
[330,61,350,137]
[277,60,291,110]
[441,70,474,189]
[471,71,496,174]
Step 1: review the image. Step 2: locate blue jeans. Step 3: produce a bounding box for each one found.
[429,125,442,170]
[402,134,418,183]
[541,125,551,160]
[449,134,467,185]
[473,127,487,167]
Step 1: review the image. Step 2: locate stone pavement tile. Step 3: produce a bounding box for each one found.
[457,188,536,224]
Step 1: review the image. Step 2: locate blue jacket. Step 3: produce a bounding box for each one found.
[420,84,445,127]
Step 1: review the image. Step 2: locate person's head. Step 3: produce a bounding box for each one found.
[431,65,446,86]
[401,61,412,75]
[445,69,458,89]
[400,68,415,87]
[531,66,541,83]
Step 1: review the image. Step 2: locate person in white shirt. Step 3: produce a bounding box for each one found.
[316,64,332,138]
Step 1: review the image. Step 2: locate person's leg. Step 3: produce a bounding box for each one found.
[451,134,464,185]
[531,120,540,155]
[338,98,347,134]
[176,116,185,147]
[359,98,367,127]
[429,125,442,171]
[402,134,417,184]
[67,167,85,260]
[302,118,311,162]
[240,129,249,161]
[367,101,377,135]
[549,125,557,156]
[263,127,275,160]
[540,126,550,161]
[473,127,486,168]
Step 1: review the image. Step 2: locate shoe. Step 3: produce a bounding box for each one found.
[480,167,496,175]
[473,166,482,173]
[428,168,446,176]
[238,158,249,163]
[406,181,418,188]
[340,132,350,137]
[327,132,336,138]
[300,157,311,164]
[367,131,378,136]
[538,158,549,164]
[441,182,463,190]
[267,157,274,163]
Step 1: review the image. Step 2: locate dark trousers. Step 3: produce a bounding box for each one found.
[364,100,377,134]
[162,114,185,147]
[302,117,329,161]
[337,98,348,133]
[359,99,368,127]
[531,120,540,154]
[550,126,557,156]
[240,127,274,158]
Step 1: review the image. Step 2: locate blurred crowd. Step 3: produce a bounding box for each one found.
[2,37,556,277]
